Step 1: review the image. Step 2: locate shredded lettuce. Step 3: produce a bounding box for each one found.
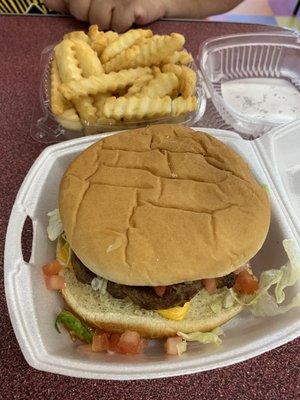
[91,277,108,295]
[176,340,187,356]
[223,291,236,309]
[177,327,224,346]
[229,239,300,317]
[47,208,63,241]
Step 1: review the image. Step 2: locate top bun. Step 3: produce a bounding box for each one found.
[59,124,270,286]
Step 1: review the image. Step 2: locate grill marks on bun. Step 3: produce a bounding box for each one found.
[59,124,270,286]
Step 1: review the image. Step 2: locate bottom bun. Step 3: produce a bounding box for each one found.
[62,268,243,338]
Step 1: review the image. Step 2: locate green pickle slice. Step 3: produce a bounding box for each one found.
[55,310,93,343]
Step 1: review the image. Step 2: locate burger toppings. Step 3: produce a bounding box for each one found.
[115,331,148,355]
[44,274,66,291]
[165,336,186,356]
[42,259,66,290]
[154,286,167,297]
[42,260,62,276]
[157,302,191,321]
[108,333,122,353]
[106,280,203,310]
[68,250,261,306]
[55,310,149,355]
[55,311,93,343]
[92,333,110,352]
[202,278,217,294]
[234,269,259,294]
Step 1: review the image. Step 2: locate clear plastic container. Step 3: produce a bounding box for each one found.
[31,45,206,143]
[199,32,300,138]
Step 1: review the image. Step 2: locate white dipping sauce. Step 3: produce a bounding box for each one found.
[221,78,300,123]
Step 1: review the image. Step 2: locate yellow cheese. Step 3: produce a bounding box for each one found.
[156,302,191,321]
[57,241,71,266]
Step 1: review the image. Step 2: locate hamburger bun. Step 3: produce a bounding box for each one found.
[61,266,243,338]
[59,124,270,286]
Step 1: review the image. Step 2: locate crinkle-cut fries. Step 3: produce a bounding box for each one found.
[50,25,198,130]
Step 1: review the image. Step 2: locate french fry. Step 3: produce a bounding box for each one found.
[104,45,140,73]
[88,25,108,56]
[104,33,185,72]
[94,93,110,116]
[171,96,197,116]
[94,93,116,123]
[161,63,182,76]
[64,31,90,43]
[55,108,83,131]
[163,50,193,65]
[137,72,178,98]
[125,74,153,97]
[71,39,104,76]
[151,66,161,76]
[180,66,197,98]
[54,39,82,83]
[55,37,105,122]
[72,97,97,123]
[101,29,152,63]
[50,58,72,115]
[88,25,119,56]
[59,67,152,100]
[162,64,196,98]
[103,96,172,121]
[51,26,197,128]
[104,30,119,44]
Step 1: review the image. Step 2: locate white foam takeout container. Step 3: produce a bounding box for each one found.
[5,121,300,380]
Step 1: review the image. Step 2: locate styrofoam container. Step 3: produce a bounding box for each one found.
[5,121,300,379]
[199,32,300,138]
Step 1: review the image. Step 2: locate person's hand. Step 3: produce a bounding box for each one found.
[45,0,168,32]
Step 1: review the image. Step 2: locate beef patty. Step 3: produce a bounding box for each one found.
[71,251,235,310]
[106,280,202,310]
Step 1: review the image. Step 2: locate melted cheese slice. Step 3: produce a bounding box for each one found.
[156,302,191,321]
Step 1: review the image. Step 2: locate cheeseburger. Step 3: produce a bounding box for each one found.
[48,124,271,350]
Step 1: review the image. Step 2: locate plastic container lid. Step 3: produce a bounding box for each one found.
[199,32,300,138]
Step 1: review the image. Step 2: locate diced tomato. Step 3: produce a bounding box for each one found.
[42,260,62,276]
[92,333,110,352]
[165,336,183,355]
[234,269,259,294]
[202,278,217,294]
[117,330,147,355]
[44,274,66,290]
[234,263,250,275]
[154,286,166,297]
[108,333,122,352]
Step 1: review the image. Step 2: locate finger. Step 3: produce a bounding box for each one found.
[110,4,135,32]
[88,0,114,31]
[134,0,166,25]
[45,0,68,13]
[69,0,90,21]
